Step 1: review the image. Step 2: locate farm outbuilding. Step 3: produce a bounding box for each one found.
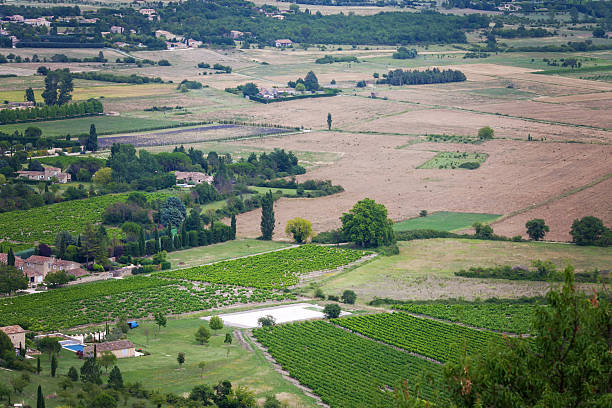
[0,325,26,350]
[83,340,135,359]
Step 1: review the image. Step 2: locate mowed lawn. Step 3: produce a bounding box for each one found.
[118,318,317,406]
[393,211,501,232]
[0,115,175,137]
[167,238,291,269]
[0,318,317,407]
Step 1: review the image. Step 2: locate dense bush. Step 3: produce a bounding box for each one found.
[377,68,466,86]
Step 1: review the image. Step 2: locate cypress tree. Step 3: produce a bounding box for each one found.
[154,227,160,252]
[181,222,187,248]
[138,229,146,256]
[87,124,98,152]
[37,356,41,374]
[37,385,45,408]
[51,354,57,377]
[93,344,97,361]
[260,191,275,240]
[231,214,237,239]
[7,248,15,266]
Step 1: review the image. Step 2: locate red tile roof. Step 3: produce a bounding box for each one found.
[0,325,26,334]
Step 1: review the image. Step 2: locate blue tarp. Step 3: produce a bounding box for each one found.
[128,321,139,329]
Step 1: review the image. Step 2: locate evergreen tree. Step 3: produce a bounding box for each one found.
[231,214,237,238]
[138,229,146,256]
[154,226,160,252]
[327,113,332,130]
[37,385,45,408]
[86,124,98,152]
[7,248,15,266]
[36,356,41,374]
[108,365,123,389]
[260,191,275,240]
[25,88,36,104]
[50,354,57,377]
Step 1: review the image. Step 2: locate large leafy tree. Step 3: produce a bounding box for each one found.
[570,216,609,246]
[340,198,394,247]
[0,264,28,295]
[304,71,320,91]
[444,267,612,407]
[41,69,73,106]
[525,218,549,241]
[160,196,187,227]
[285,218,313,243]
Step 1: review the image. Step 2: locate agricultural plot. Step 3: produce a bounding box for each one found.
[333,312,506,363]
[158,245,369,289]
[0,115,174,137]
[253,321,446,408]
[98,124,292,149]
[392,301,540,334]
[0,276,294,332]
[0,192,172,245]
[393,211,501,232]
[417,151,488,169]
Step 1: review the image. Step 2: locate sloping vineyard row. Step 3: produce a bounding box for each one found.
[253,320,447,408]
[158,245,369,288]
[333,312,506,363]
[0,276,293,331]
[392,302,539,334]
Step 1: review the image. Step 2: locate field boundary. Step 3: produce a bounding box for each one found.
[245,330,330,408]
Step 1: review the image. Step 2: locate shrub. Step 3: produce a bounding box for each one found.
[341,290,356,305]
[323,303,341,319]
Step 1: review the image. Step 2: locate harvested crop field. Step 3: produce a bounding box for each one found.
[232,131,612,242]
[98,125,294,148]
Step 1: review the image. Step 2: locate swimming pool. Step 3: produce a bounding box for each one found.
[63,344,84,352]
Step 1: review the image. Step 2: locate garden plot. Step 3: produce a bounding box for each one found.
[202,303,351,328]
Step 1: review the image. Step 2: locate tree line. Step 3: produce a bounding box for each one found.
[377,67,466,86]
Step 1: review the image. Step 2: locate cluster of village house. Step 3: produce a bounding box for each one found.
[0,252,87,287]
[16,165,71,184]
[1,6,294,50]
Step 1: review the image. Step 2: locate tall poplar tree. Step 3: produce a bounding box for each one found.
[260,191,275,240]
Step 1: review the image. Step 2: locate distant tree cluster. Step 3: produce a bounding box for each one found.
[377,68,466,86]
[392,47,417,59]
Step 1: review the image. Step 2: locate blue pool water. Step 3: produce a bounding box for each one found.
[63,344,84,352]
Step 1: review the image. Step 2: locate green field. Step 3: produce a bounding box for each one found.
[0,115,176,137]
[393,211,500,232]
[0,317,317,407]
[167,239,291,269]
[417,151,488,169]
[319,239,612,302]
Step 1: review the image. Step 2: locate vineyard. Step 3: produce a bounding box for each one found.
[392,301,540,334]
[333,312,506,363]
[158,245,369,288]
[253,321,446,408]
[0,192,172,245]
[0,276,294,331]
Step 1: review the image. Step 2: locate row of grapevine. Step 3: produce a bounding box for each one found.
[253,320,447,408]
[0,276,294,331]
[333,312,506,363]
[158,245,369,288]
[392,302,540,334]
[0,191,174,245]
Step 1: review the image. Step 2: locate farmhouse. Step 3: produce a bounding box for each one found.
[275,39,293,48]
[0,253,87,287]
[230,30,244,39]
[0,325,26,350]
[83,340,135,359]
[110,26,124,34]
[17,166,71,183]
[174,171,213,185]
